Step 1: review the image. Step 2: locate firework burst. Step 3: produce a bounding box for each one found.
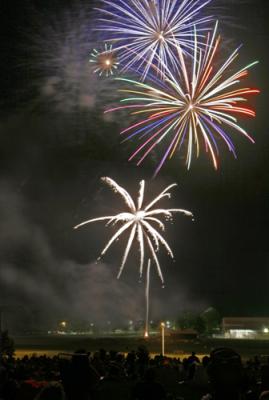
[74,177,193,284]
[90,43,119,77]
[95,0,213,80]
[106,23,260,175]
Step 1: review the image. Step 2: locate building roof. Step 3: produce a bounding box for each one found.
[223,317,269,330]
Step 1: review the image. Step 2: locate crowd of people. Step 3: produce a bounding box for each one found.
[1,346,269,399]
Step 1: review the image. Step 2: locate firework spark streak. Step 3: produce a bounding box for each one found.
[144,259,151,338]
[95,0,213,80]
[106,23,260,175]
[90,43,119,77]
[74,177,193,284]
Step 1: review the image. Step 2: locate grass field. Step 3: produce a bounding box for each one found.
[13,334,269,360]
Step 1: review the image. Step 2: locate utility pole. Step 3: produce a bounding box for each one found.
[161,322,165,356]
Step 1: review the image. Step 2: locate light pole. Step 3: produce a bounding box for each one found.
[161,322,165,356]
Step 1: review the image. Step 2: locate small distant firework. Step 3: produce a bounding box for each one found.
[106,23,260,175]
[95,0,213,80]
[74,177,193,284]
[90,43,119,77]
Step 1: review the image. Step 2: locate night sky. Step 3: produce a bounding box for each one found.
[0,0,268,332]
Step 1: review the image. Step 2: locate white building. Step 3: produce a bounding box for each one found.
[222,317,269,339]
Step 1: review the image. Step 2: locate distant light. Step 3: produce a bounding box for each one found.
[264,328,269,333]
[105,59,111,66]
[60,321,67,328]
[229,329,255,339]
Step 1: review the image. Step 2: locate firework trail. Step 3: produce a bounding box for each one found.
[74,177,193,284]
[106,22,259,175]
[144,259,151,338]
[95,0,213,80]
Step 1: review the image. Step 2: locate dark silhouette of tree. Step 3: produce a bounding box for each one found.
[202,307,221,334]
[0,330,15,359]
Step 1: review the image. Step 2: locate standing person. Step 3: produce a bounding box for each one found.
[61,351,99,400]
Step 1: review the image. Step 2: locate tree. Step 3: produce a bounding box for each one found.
[201,307,221,334]
[177,311,196,330]
[193,316,206,335]
[177,312,206,334]
[0,330,15,359]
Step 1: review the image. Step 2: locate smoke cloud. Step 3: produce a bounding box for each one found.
[0,179,202,333]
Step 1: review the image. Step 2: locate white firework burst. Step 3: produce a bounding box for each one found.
[74,177,193,284]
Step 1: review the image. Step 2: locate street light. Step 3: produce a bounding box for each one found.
[161,322,165,356]
[60,321,67,329]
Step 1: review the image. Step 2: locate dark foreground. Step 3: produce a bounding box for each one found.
[2,344,269,400]
[1,335,269,399]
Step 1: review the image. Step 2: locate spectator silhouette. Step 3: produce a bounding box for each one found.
[261,361,269,392]
[94,362,130,400]
[187,352,200,380]
[0,361,17,400]
[131,368,166,400]
[188,352,200,365]
[125,351,137,378]
[136,346,150,378]
[260,391,269,399]
[203,348,245,400]
[192,356,210,388]
[34,382,66,400]
[61,350,99,400]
